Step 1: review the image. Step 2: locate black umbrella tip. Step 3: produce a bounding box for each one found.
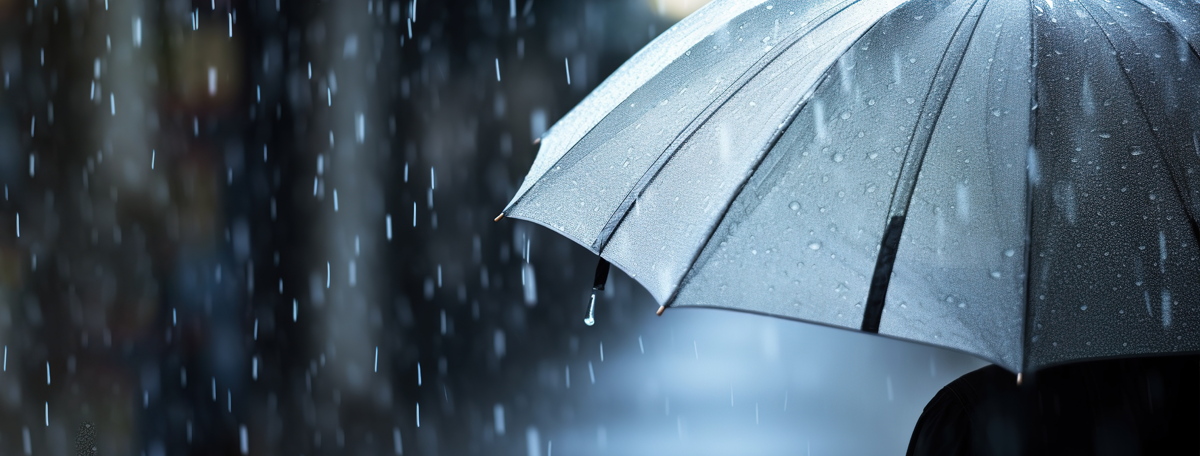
[494,213,505,222]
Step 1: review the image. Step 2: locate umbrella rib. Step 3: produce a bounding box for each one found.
[861,0,992,333]
[589,0,865,253]
[664,67,837,308]
[879,0,991,236]
[499,0,767,218]
[1020,0,1040,374]
[1125,0,1200,62]
[1077,0,1200,248]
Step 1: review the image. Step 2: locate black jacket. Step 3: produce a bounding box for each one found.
[907,356,1199,456]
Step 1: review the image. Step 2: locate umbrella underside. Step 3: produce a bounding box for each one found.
[503,0,1200,372]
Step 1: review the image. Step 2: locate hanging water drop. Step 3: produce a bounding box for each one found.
[584,293,597,326]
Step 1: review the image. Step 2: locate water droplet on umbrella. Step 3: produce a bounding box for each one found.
[1004,249,1015,257]
[808,242,821,250]
[788,201,800,211]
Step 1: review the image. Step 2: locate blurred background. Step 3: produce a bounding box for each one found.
[0,0,987,454]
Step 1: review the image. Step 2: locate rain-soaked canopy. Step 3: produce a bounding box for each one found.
[501,0,1200,373]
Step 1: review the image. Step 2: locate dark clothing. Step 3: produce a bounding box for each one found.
[907,356,1199,456]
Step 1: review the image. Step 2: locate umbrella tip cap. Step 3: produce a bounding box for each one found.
[1016,372,1023,386]
[494,213,505,222]
[533,137,541,145]
[656,306,665,316]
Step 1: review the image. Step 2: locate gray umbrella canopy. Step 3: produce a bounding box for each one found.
[499,0,1200,373]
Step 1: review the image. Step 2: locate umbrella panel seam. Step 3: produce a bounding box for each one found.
[1075,0,1200,244]
[590,0,866,254]
[863,0,991,333]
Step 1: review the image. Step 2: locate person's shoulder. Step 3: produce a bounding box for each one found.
[906,365,1020,456]
[941,365,1017,411]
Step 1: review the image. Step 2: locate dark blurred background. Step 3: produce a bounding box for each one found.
[0,0,986,454]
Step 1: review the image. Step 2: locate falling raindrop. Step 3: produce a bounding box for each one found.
[523,263,537,306]
[239,425,248,454]
[1162,289,1172,328]
[494,404,506,435]
[813,99,827,142]
[393,428,403,455]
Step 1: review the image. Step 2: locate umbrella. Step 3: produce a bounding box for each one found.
[496,0,1200,374]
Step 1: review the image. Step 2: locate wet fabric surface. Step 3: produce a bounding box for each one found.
[507,0,1200,372]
